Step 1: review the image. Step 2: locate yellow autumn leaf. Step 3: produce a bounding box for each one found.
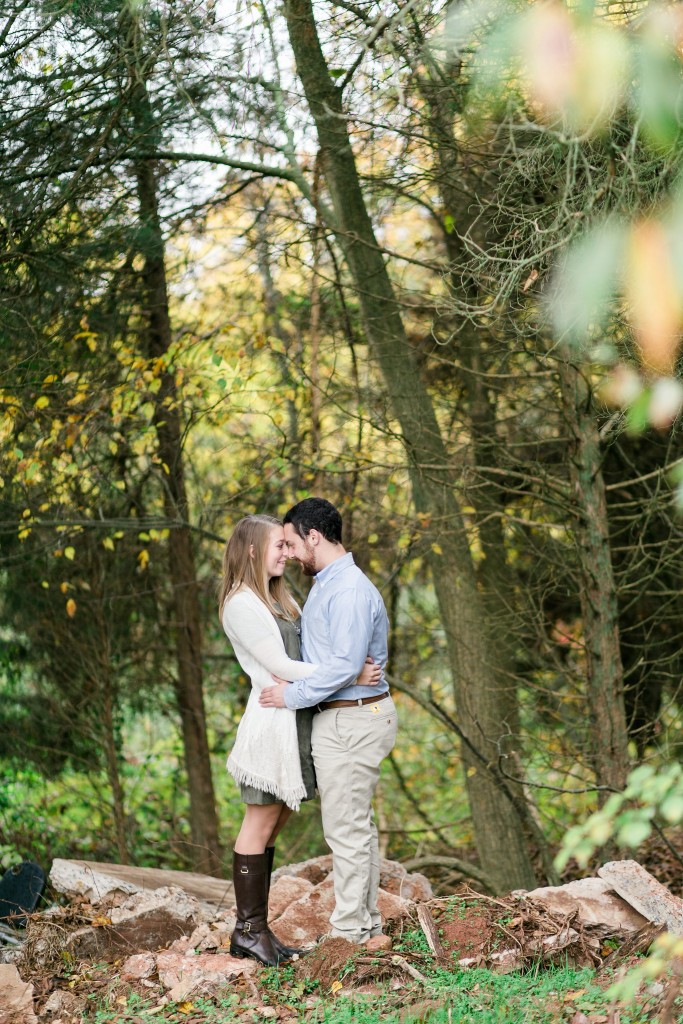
[43,374,58,384]
[431,543,443,555]
[64,546,75,560]
[137,549,150,570]
[102,537,115,551]
[18,528,31,541]
[66,598,77,618]
[60,582,69,594]
[176,1003,195,1015]
[34,396,50,410]
[331,980,343,993]
[91,915,111,927]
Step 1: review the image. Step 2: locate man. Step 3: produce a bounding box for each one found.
[259,497,397,945]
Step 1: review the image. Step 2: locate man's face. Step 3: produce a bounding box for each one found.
[284,522,318,576]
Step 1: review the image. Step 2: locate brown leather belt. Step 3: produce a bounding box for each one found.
[317,691,390,711]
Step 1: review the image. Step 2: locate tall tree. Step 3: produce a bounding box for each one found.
[281,0,537,892]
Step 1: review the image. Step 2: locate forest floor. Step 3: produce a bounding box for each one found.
[9,832,683,1023]
[16,893,680,1024]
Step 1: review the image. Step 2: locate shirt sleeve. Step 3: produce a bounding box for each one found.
[283,588,373,709]
[222,594,317,687]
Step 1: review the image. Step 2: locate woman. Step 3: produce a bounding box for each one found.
[220,514,379,966]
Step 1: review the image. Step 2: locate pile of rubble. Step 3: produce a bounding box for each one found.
[0,854,430,1021]
[1,856,682,1022]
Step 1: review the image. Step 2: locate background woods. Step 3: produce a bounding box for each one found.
[0,0,682,896]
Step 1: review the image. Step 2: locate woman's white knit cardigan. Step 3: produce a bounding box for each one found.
[222,587,317,811]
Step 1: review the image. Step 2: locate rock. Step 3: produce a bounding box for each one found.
[49,859,233,916]
[271,855,432,903]
[272,855,332,886]
[0,964,37,1024]
[270,876,413,946]
[66,886,200,960]
[186,920,234,952]
[49,860,138,902]
[121,951,157,980]
[40,989,86,1020]
[378,860,433,902]
[155,949,257,996]
[364,935,392,952]
[524,876,649,936]
[598,860,683,934]
[269,876,314,920]
[488,948,522,973]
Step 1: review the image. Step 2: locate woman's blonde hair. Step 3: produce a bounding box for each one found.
[218,514,299,621]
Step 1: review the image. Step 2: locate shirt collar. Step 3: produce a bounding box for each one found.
[315,551,354,587]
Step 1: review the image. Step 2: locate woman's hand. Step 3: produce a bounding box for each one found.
[356,657,382,687]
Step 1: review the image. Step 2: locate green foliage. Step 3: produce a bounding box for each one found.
[556,762,683,871]
[449,0,683,429]
[606,930,683,1006]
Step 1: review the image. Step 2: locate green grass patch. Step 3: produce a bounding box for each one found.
[80,961,669,1023]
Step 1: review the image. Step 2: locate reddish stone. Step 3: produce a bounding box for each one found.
[156,949,256,993]
[269,876,314,921]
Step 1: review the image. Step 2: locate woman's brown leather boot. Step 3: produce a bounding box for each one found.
[265,846,305,960]
[230,851,281,966]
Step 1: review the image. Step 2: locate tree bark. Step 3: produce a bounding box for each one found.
[134,155,222,875]
[283,0,537,892]
[558,358,629,794]
[121,5,222,873]
[100,669,129,865]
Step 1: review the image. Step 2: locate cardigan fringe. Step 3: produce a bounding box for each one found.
[226,755,306,812]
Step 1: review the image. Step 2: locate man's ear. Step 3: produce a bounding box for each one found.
[307,529,320,546]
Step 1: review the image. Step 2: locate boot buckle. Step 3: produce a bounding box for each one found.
[242,921,252,933]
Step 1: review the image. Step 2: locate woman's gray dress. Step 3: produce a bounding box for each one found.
[239,615,316,804]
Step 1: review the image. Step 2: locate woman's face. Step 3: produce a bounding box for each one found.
[264,526,288,579]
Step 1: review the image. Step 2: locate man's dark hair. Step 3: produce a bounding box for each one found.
[283,497,343,544]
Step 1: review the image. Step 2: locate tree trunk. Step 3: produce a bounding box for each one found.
[254,203,303,492]
[134,155,222,875]
[283,0,537,892]
[100,669,130,865]
[417,68,558,883]
[119,3,221,874]
[558,358,629,794]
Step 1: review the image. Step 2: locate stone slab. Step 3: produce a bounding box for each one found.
[50,859,233,913]
[598,860,683,934]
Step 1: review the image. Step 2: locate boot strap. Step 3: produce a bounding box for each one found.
[236,919,266,934]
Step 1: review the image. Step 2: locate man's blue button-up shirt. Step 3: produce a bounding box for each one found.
[283,552,389,710]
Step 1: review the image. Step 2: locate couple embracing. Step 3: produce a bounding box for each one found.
[219,497,398,966]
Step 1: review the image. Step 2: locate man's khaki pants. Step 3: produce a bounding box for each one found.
[312,696,398,943]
